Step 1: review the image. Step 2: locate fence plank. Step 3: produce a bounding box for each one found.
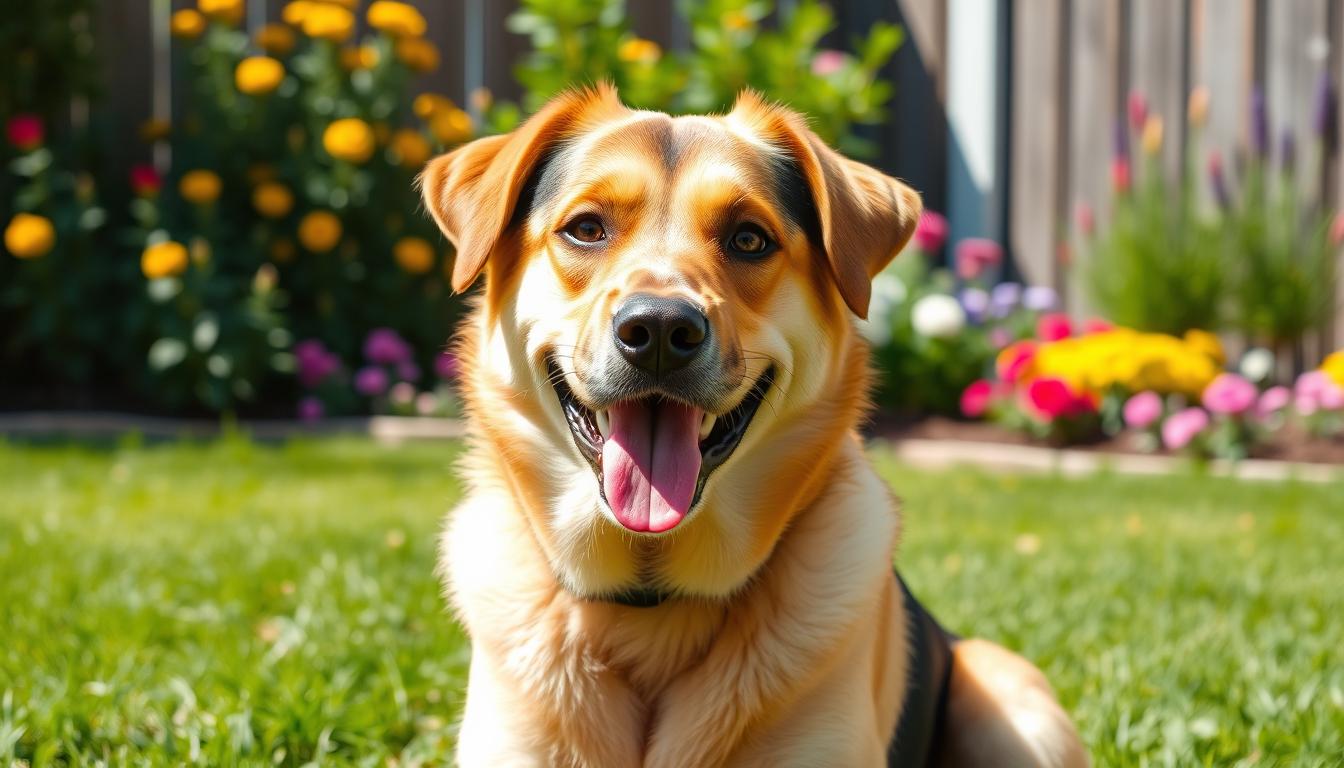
[96,0,158,182]
[1008,0,1066,289]
[1188,0,1255,210]
[1129,0,1189,176]
[888,0,948,219]
[1065,0,1124,315]
[1266,0,1329,198]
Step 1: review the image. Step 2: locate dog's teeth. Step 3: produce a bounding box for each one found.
[596,410,611,439]
[699,413,716,441]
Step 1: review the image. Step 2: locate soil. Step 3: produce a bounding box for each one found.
[868,415,1344,466]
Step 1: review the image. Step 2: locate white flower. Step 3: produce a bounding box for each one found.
[911,294,966,339]
[858,273,906,346]
[1239,347,1275,383]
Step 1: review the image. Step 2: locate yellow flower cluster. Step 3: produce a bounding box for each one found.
[179,170,222,205]
[284,1,356,43]
[252,183,295,219]
[1026,328,1225,397]
[618,38,662,64]
[5,213,55,259]
[256,23,297,56]
[393,237,435,274]
[299,211,342,252]
[390,129,431,169]
[236,56,285,96]
[396,37,440,73]
[199,0,244,25]
[170,9,207,39]
[142,241,189,279]
[1322,350,1344,388]
[323,118,376,163]
[368,1,427,37]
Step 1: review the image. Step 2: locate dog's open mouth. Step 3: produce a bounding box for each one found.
[548,359,773,533]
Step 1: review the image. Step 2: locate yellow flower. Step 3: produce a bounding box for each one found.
[1141,115,1164,155]
[618,38,661,64]
[340,45,379,71]
[323,118,375,163]
[390,129,431,168]
[395,37,439,73]
[413,93,453,120]
[170,9,207,38]
[1321,350,1344,387]
[393,236,435,274]
[429,107,472,146]
[301,4,355,42]
[5,213,55,259]
[235,56,286,96]
[298,211,342,252]
[1182,329,1225,366]
[198,0,243,25]
[1187,86,1210,128]
[179,170,222,205]
[252,183,295,219]
[141,241,189,279]
[255,23,297,55]
[138,118,172,142]
[367,1,427,37]
[282,0,312,25]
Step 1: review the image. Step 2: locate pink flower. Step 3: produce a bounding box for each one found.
[912,211,949,254]
[1257,385,1291,418]
[1023,377,1095,422]
[996,341,1037,383]
[810,49,846,76]
[1127,90,1148,130]
[1294,371,1343,414]
[989,327,1011,349]
[960,379,994,418]
[1111,158,1131,192]
[297,396,324,422]
[415,392,439,415]
[434,352,459,380]
[294,339,339,389]
[1162,407,1209,450]
[354,366,389,396]
[1331,211,1344,247]
[1036,313,1073,342]
[954,238,1003,280]
[1202,373,1257,415]
[1074,202,1095,236]
[1123,391,1163,429]
[130,164,162,197]
[363,328,410,365]
[389,381,416,406]
[6,114,43,150]
[1083,317,1114,335]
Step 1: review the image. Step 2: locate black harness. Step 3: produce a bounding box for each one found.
[600,570,956,765]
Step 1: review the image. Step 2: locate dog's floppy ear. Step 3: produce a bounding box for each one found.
[733,93,922,318]
[420,85,624,293]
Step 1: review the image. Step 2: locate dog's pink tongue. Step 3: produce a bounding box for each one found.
[602,400,703,533]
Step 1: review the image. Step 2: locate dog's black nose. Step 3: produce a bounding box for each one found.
[612,294,708,376]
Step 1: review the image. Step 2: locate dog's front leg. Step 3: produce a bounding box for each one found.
[643,457,900,768]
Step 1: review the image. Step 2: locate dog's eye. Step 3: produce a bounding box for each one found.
[726,223,773,258]
[563,216,606,245]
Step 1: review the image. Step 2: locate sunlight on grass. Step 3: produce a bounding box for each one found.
[2,437,1342,765]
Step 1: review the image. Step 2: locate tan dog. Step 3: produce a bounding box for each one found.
[421,85,1087,767]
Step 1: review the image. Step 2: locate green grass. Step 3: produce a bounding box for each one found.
[1,437,1342,766]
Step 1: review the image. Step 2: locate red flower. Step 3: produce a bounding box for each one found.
[1082,317,1114,335]
[1023,377,1096,422]
[1127,90,1148,131]
[996,341,1037,384]
[1036,312,1073,342]
[913,210,949,254]
[7,114,43,151]
[954,237,1003,281]
[960,379,994,418]
[1111,158,1131,193]
[129,164,162,197]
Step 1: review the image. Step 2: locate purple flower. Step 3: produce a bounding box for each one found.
[1208,151,1231,210]
[363,328,411,365]
[1313,70,1335,144]
[990,282,1022,317]
[1250,87,1268,157]
[959,287,989,323]
[1022,285,1059,312]
[295,339,339,389]
[397,361,422,383]
[354,366,389,397]
[297,396,325,422]
[435,352,460,380]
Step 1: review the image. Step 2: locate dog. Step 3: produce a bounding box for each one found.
[420,85,1087,767]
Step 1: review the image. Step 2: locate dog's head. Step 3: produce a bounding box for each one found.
[422,86,919,597]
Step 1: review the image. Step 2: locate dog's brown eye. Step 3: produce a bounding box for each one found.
[726,223,773,258]
[563,216,606,245]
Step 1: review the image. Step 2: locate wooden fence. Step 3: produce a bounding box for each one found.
[91,0,1344,340]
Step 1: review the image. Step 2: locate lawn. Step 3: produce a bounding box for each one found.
[1,437,1342,766]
